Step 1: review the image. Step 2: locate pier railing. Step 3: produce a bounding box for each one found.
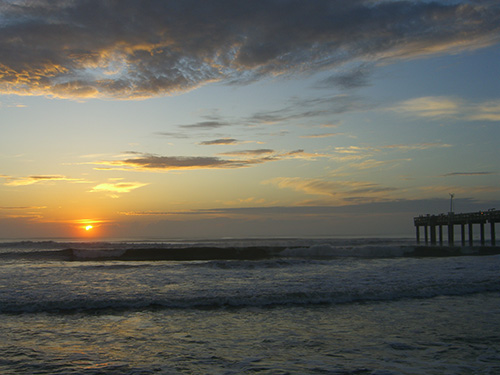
[414,209,499,246]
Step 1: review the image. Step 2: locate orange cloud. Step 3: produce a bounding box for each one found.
[89,182,148,197]
[2,175,87,186]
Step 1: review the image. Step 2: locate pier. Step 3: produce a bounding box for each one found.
[414,209,500,246]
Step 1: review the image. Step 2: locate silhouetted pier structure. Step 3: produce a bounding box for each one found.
[414,209,500,246]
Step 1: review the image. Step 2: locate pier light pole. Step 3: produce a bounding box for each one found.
[448,193,455,246]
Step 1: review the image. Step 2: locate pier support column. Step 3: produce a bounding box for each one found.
[468,222,473,247]
[448,224,454,246]
[416,226,420,244]
[491,221,496,246]
[424,225,428,245]
[480,222,485,245]
[430,225,437,245]
[439,225,443,246]
[461,224,465,246]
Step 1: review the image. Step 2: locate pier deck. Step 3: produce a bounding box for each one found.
[414,209,500,246]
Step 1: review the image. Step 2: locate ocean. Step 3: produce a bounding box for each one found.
[1,237,499,374]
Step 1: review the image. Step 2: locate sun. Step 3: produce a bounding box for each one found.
[74,219,102,237]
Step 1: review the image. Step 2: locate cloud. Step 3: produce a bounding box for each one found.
[333,146,370,154]
[330,142,451,162]
[2,174,87,186]
[118,198,499,218]
[94,149,330,172]
[347,158,411,171]
[158,95,361,141]
[179,121,230,129]
[96,154,278,171]
[391,97,500,121]
[156,116,234,139]
[469,101,500,122]
[89,181,148,196]
[199,138,240,146]
[220,197,269,206]
[316,63,373,89]
[264,177,398,204]
[441,171,495,177]
[155,132,190,139]
[0,206,46,210]
[391,96,460,118]
[381,143,452,151]
[326,142,450,170]
[1,1,498,99]
[330,146,376,162]
[0,205,47,220]
[218,149,275,157]
[247,94,367,125]
[95,155,246,171]
[419,185,500,195]
[300,133,343,139]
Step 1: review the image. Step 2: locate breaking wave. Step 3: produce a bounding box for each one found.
[2,278,499,314]
[0,241,498,261]
[1,239,500,314]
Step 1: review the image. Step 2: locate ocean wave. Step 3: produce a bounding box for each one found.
[280,244,410,258]
[0,246,281,261]
[2,238,500,262]
[2,283,499,314]
[71,248,127,259]
[1,244,499,262]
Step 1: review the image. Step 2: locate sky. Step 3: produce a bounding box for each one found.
[1,0,499,239]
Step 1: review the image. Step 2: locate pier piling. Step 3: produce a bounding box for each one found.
[414,209,500,247]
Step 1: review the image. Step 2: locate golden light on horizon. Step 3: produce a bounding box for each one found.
[73,219,103,236]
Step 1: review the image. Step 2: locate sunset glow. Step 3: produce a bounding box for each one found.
[0,1,498,239]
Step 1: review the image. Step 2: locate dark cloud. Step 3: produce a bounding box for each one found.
[1,0,499,99]
[219,149,275,156]
[317,64,373,89]
[27,175,66,180]
[155,132,190,139]
[158,94,361,139]
[199,138,239,146]
[245,94,366,126]
[102,154,250,170]
[157,119,230,139]
[95,149,316,171]
[179,121,230,129]
[94,148,320,171]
